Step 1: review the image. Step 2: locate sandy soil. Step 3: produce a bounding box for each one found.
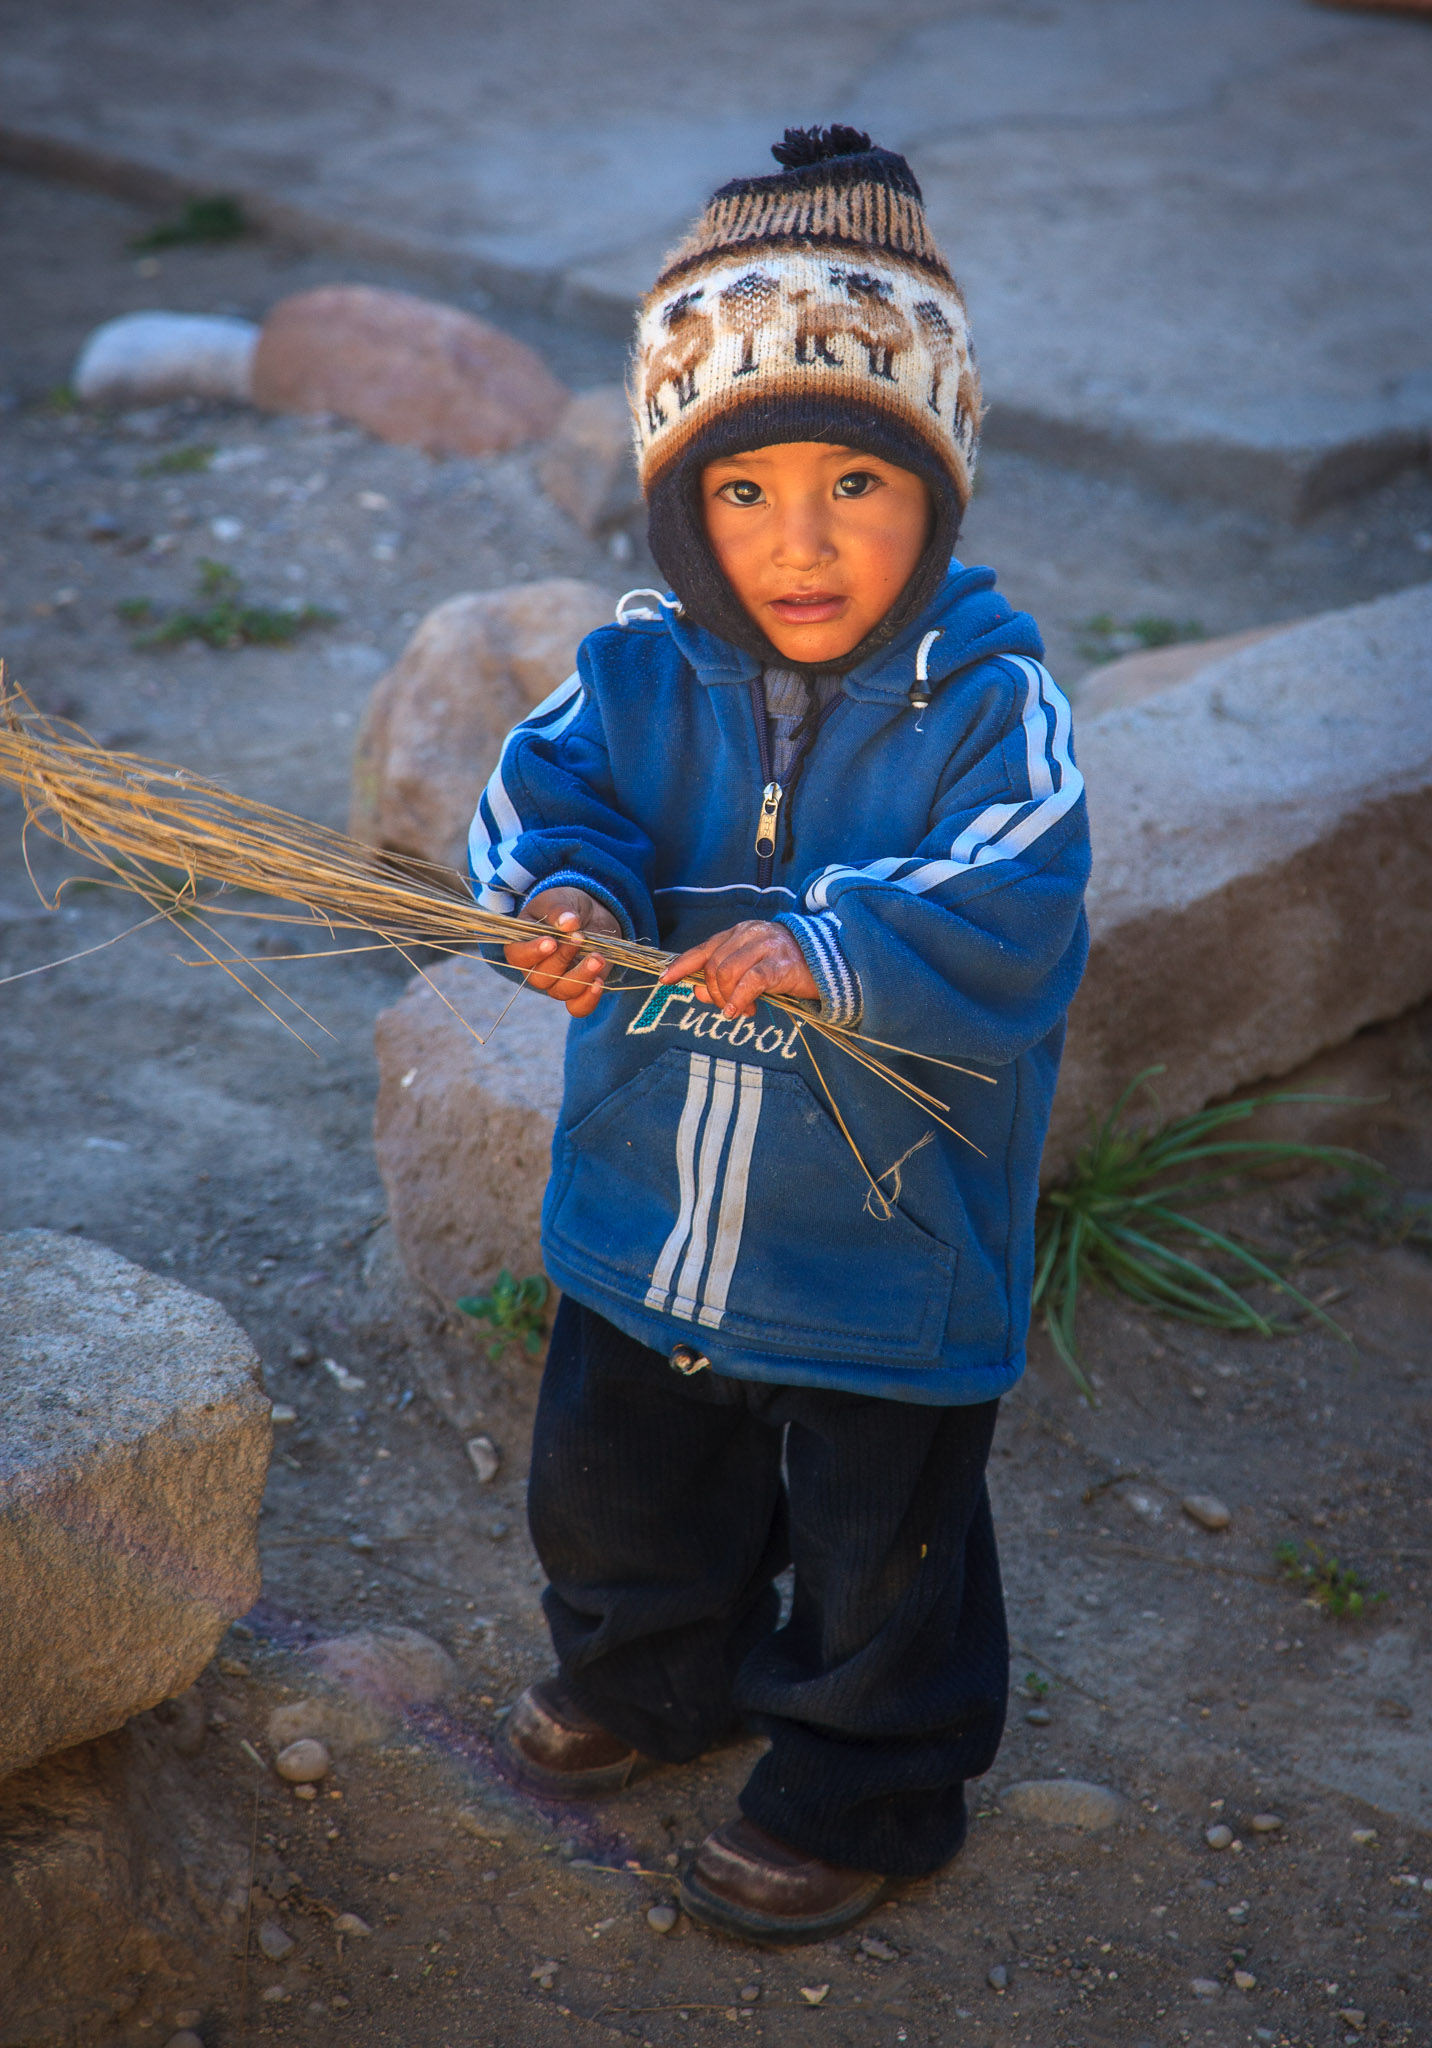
[2,166,1432,2048]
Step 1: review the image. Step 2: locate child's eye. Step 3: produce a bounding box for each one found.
[834,471,880,498]
[717,479,765,506]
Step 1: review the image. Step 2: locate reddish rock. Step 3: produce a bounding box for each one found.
[251,285,568,454]
[537,383,642,536]
[349,579,611,874]
[374,965,566,1309]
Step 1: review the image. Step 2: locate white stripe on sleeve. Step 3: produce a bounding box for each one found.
[804,658,1083,909]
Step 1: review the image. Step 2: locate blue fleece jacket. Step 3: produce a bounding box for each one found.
[467,562,1090,1404]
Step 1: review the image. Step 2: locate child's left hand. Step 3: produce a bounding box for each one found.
[659,920,819,1018]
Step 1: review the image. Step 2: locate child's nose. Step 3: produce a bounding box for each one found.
[771,504,834,568]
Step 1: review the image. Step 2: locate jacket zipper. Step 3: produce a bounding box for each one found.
[749,676,777,889]
[754,781,784,866]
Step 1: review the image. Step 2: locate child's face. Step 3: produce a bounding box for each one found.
[701,441,931,664]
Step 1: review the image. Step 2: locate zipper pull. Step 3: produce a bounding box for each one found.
[754,781,784,860]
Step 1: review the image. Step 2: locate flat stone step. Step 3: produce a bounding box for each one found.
[4,0,1430,513]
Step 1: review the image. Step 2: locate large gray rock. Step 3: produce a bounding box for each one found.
[349,580,612,874]
[373,965,567,1309]
[0,1231,271,1780]
[1048,581,1432,1175]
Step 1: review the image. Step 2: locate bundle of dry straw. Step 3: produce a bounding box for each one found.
[0,684,988,1192]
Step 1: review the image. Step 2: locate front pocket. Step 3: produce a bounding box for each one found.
[545,1047,956,1364]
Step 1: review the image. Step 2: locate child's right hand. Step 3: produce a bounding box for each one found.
[503,886,622,1018]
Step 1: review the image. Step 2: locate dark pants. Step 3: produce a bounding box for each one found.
[527,1298,1008,1876]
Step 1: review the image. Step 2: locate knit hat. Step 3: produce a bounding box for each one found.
[631,126,981,670]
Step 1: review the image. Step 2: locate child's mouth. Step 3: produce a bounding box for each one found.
[768,592,846,625]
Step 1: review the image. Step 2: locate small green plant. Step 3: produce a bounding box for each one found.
[1274,1540,1383,1621]
[46,384,78,414]
[1023,1671,1053,1701]
[127,560,336,651]
[141,443,215,476]
[130,195,248,250]
[1076,612,1206,663]
[455,1269,550,1361]
[1034,1068,1374,1397]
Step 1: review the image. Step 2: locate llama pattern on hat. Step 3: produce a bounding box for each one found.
[631,251,979,495]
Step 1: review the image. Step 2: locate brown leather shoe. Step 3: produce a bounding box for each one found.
[495,1679,649,1799]
[680,1816,888,1944]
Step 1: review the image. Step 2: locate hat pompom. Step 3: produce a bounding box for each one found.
[770,125,873,169]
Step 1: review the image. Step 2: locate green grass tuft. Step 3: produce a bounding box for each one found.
[141,443,216,476]
[1033,1067,1375,1398]
[124,560,335,651]
[1274,1540,1383,1621]
[456,1269,550,1362]
[1076,613,1206,663]
[130,195,248,250]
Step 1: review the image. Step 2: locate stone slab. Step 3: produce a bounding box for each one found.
[0,1229,271,1779]
[1046,579,1432,1175]
[2,0,1430,510]
[373,966,567,1310]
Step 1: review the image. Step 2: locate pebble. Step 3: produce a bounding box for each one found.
[1337,2010,1367,2032]
[1205,1823,1234,1851]
[260,1986,289,2005]
[293,1783,318,1800]
[289,1340,317,1366]
[323,1356,366,1393]
[467,1434,501,1483]
[270,1402,298,1426]
[1351,1828,1378,1846]
[1191,1977,1221,1999]
[1000,1779,1125,1831]
[1025,1706,1052,1726]
[1249,1812,1284,1834]
[275,1737,331,1784]
[333,1912,372,1938]
[1182,1493,1232,1532]
[860,1935,898,1961]
[1233,1969,1257,1991]
[740,1985,761,2003]
[646,1903,678,1934]
[799,1985,830,2006]
[987,1963,1009,1991]
[257,1921,296,1962]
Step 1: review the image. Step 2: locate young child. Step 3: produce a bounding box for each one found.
[471,126,1090,1944]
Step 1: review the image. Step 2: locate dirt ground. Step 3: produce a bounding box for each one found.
[2,167,1432,2048]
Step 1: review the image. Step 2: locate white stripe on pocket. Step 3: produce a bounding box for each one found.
[671,1057,738,1321]
[644,1052,711,1312]
[697,1061,763,1330]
